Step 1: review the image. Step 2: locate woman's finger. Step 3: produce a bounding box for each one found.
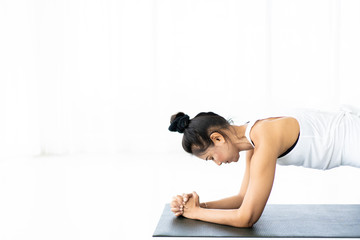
[172,196,183,206]
[171,207,184,217]
[176,195,184,206]
[171,198,180,208]
[171,207,181,213]
[183,193,193,203]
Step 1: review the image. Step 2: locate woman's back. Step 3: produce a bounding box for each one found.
[246,109,360,170]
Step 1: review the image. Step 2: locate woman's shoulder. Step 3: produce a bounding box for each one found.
[252,116,298,131]
[250,117,299,147]
[250,118,282,144]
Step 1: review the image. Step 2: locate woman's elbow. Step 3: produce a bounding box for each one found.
[233,215,255,228]
[233,221,253,228]
[233,211,259,228]
[232,220,253,228]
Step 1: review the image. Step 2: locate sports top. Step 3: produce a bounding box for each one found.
[245,108,360,170]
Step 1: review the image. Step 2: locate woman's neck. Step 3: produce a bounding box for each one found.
[231,124,254,152]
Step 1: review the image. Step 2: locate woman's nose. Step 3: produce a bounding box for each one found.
[214,160,222,166]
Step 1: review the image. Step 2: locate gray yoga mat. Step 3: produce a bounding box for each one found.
[153,204,360,238]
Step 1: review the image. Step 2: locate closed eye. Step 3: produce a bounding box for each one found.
[206,156,214,161]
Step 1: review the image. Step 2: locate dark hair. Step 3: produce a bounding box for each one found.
[168,112,231,155]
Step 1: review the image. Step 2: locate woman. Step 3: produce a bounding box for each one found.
[168,108,360,228]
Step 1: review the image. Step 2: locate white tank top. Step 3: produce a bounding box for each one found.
[245,108,360,170]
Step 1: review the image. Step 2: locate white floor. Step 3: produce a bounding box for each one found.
[0,152,360,240]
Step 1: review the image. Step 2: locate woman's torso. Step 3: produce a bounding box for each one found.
[245,108,360,170]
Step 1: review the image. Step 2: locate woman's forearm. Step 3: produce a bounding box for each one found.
[190,207,251,228]
[201,194,243,209]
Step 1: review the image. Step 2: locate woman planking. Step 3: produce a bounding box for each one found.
[168,108,360,228]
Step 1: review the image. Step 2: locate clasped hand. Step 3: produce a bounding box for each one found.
[170,191,200,219]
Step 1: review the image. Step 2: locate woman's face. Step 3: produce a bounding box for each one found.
[196,132,240,166]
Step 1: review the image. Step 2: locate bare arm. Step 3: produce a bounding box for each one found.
[183,123,279,227]
[236,138,278,226]
[201,149,253,209]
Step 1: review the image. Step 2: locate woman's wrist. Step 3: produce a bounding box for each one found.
[200,202,208,208]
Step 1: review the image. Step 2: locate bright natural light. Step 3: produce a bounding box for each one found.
[0,1,360,240]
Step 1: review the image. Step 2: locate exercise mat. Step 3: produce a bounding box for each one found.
[153,204,360,238]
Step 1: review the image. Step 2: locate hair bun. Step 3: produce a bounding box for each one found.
[168,112,190,133]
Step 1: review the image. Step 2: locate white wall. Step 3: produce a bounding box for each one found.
[1,3,360,238]
[0,0,360,156]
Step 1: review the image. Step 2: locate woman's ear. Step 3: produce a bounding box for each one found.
[210,132,225,145]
